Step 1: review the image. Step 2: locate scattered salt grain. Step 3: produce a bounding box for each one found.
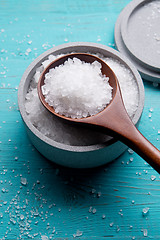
[10,218,16,225]
[89,206,92,213]
[143,229,148,237]
[151,175,156,181]
[97,192,101,198]
[109,222,114,227]
[21,177,27,185]
[128,148,134,154]
[20,214,24,220]
[41,236,48,240]
[92,208,97,214]
[1,188,5,193]
[73,230,83,238]
[116,225,120,232]
[129,157,134,162]
[142,207,149,216]
[26,48,32,53]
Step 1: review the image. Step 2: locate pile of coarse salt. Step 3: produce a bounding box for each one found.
[25,53,139,146]
[41,57,112,118]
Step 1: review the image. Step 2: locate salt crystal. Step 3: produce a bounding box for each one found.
[21,177,27,185]
[73,230,83,238]
[130,157,134,162]
[151,175,156,181]
[116,225,120,232]
[109,222,114,227]
[143,229,148,237]
[26,48,32,53]
[19,214,24,221]
[92,208,96,214]
[10,218,16,225]
[97,192,101,197]
[89,206,92,213]
[128,149,134,154]
[41,236,48,240]
[142,207,149,216]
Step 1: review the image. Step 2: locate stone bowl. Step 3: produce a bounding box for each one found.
[18,42,144,168]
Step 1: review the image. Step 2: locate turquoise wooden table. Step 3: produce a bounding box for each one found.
[0,0,160,239]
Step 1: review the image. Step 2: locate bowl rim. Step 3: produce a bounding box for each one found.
[18,42,145,152]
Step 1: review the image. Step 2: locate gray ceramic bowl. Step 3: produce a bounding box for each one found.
[18,42,144,168]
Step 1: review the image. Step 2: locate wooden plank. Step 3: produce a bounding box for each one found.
[0,0,160,239]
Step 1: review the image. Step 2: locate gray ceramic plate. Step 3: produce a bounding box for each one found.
[18,42,144,168]
[115,0,160,82]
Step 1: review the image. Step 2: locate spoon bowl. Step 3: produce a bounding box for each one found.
[38,53,118,121]
[38,53,160,173]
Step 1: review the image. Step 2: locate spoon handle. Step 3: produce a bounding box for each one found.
[116,120,160,174]
[91,85,160,173]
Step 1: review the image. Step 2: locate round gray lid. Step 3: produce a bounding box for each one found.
[115,0,160,82]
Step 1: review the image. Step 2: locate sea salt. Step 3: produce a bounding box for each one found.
[143,229,148,237]
[142,207,149,216]
[73,230,83,238]
[42,58,112,118]
[41,236,48,240]
[21,177,27,186]
[25,53,139,146]
[151,175,156,181]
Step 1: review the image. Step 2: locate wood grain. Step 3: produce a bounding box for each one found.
[0,0,160,239]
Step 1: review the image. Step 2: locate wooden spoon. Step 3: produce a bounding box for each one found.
[37,53,160,173]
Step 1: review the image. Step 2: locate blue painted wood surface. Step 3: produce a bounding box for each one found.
[0,0,160,239]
